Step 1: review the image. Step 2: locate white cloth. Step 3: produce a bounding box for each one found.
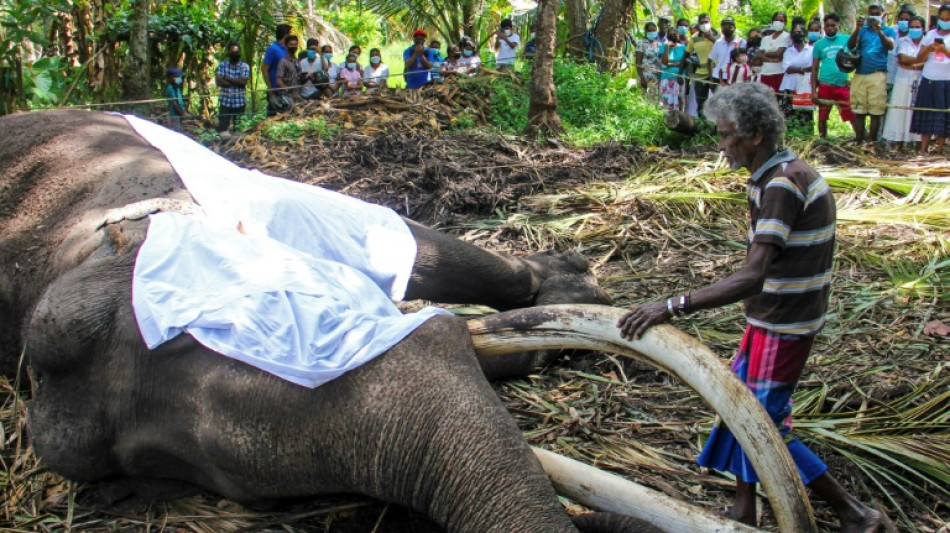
[496,33,520,64]
[759,31,792,76]
[887,36,901,84]
[710,36,746,80]
[123,115,450,388]
[882,75,921,142]
[920,30,950,81]
[780,44,813,91]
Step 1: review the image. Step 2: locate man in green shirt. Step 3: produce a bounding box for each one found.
[164,67,185,132]
[686,12,718,115]
[810,13,857,138]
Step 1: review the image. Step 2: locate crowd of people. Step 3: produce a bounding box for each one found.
[161,20,543,134]
[635,4,950,155]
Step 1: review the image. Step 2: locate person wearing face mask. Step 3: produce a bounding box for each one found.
[297,39,322,100]
[882,16,926,151]
[686,13,717,116]
[727,47,752,85]
[216,43,250,135]
[759,11,792,94]
[657,17,670,45]
[320,45,340,97]
[847,4,896,144]
[659,31,687,111]
[164,67,185,132]
[275,35,302,101]
[811,13,858,139]
[363,48,389,93]
[337,53,364,96]
[781,25,815,125]
[711,17,746,87]
[458,40,482,77]
[262,24,292,116]
[636,22,664,98]
[494,19,520,70]
[888,7,916,91]
[807,20,822,45]
[909,3,950,156]
[441,45,464,78]
[404,29,435,89]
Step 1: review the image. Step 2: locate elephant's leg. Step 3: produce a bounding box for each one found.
[404,220,610,310]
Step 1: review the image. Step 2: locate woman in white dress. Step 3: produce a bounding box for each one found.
[780,24,814,126]
[883,16,926,151]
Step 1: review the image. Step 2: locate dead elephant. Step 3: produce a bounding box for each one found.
[0,111,815,533]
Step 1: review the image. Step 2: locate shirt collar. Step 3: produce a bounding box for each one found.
[748,148,796,183]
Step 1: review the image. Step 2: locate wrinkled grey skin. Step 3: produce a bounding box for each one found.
[1,111,658,533]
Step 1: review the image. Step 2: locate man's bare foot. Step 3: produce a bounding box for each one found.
[718,507,755,526]
[840,506,881,533]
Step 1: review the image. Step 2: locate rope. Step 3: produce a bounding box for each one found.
[47,59,950,117]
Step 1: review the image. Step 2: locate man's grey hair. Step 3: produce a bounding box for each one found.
[704,83,786,151]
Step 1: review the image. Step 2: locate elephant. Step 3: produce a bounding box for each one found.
[0,111,816,533]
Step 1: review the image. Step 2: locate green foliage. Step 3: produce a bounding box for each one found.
[261,116,339,143]
[463,60,674,147]
[328,7,383,47]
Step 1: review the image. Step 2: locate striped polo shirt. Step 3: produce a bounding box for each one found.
[744,149,835,336]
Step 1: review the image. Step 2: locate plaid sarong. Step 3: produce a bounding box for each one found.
[697,325,828,485]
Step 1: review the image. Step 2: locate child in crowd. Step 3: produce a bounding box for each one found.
[164,67,185,132]
[728,48,753,85]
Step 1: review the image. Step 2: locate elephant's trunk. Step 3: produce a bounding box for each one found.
[466,304,817,533]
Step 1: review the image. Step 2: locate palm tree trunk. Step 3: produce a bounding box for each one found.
[565,0,588,59]
[524,0,562,136]
[591,0,635,73]
[122,0,151,101]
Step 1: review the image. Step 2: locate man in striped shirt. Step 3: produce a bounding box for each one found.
[617,83,881,533]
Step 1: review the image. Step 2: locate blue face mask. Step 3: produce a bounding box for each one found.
[370,56,381,64]
[307,50,316,60]
[463,49,474,57]
[173,77,182,85]
[677,26,688,36]
[908,28,923,39]
[646,31,658,40]
[939,20,950,30]
[323,53,333,61]
[808,31,821,42]
[346,62,357,69]
[897,20,909,32]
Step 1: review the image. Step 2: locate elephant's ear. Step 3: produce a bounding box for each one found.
[467,304,817,533]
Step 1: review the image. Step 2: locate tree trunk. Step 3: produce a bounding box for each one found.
[591,0,635,72]
[122,0,150,101]
[827,0,858,30]
[524,0,563,137]
[565,0,589,59]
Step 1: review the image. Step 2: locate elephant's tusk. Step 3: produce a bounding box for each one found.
[532,447,763,533]
[466,304,817,533]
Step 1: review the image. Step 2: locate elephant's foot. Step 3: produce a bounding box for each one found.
[534,274,612,306]
[839,507,881,533]
[524,251,611,306]
[523,250,591,279]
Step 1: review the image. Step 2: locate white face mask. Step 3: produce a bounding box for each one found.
[505,29,512,36]
[772,21,785,32]
[699,23,711,32]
